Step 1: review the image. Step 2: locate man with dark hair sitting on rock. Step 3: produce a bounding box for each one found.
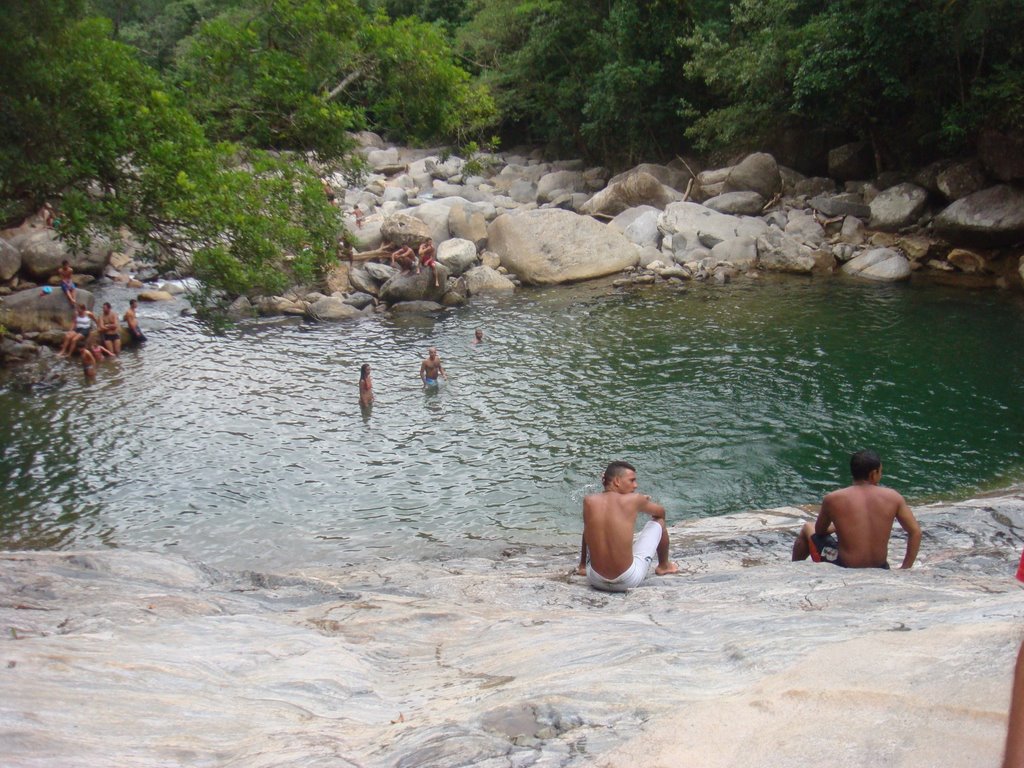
[792,449,921,569]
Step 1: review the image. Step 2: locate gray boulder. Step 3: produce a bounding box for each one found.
[932,185,1024,246]
[508,179,537,204]
[607,163,694,193]
[704,191,766,216]
[448,204,488,251]
[343,292,376,310]
[382,186,409,205]
[710,236,758,271]
[8,229,112,279]
[723,152,782,199]
[792,177,838,198]
[0,287,95,333]
[436,238,478,276]
[463,265,516,295]
[755,230,817,274]
[487,209,637,285]
[841,247,911,281]
[389,300,446,314]
[380,263,450,304]
[936,159,988,202]
[0,238,19,281]
[784,210,826,247]
[348,266,379,295]
[840,216,866,245]
[363,261,398,283]
[380,213,432,248]
[579,172,682,217]
[621,210,663,249]
[808,194,871,220]
[307,297,365,321]
[658,202,768,253]
[408,202,453,246]
[536,171,587,204]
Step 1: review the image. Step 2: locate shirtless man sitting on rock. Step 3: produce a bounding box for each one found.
[577,461,679,591]
[792,449,921,569]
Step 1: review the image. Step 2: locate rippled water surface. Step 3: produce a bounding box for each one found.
[2,277,1023,570]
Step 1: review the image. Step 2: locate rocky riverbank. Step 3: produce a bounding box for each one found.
[3,133,1024,366]
[3,491,1023,767]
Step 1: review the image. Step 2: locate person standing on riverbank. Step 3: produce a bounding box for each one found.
[791,450,921,569]
[359,363,374,408]
[577,460,680,591]
[420,347,447,388]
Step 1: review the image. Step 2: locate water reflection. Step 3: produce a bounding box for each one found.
[1,277,1023,570]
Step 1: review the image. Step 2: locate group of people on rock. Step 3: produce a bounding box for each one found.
[357,329,484,410]
[57,296,146,379]
[387,238,440,287]
[577,450,922,592]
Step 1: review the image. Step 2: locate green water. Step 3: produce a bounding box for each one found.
[1,276,1022,570]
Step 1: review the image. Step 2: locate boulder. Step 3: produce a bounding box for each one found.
[363,262,399,283]
[487,209,637,285]
[382,186,409,205]
[868,183,933,231]
[380,263,450,304]
[978,129,1024,182]
[828,142,873,181]
[324,263,351,295]
[8,229,112,279]
[947,248,988,274]
[792,177,838,198]
[621,209,663,249]
[658,202,768,253]
[932,185,1024,247]
[0,238,19,281]
[348,266,379,295]
[808,194,871,220]
[536,171,587,204]
[0,287,94,333]
[388,300,445,314]
[307,296,365,321]
[755,230,817,274]
[841,247,912,281]
[448,204,488,251]
[408,202,453,246]
[607,163,694,193]
[366,147,401,171]
[507,179,537,204]
[380,213,432,248]
[436,238,478,276]
[723,152,782,199]
[839,216,866,245]
[342,292,376,310]
[784,210,825,247]
[578,172,682,217]
[137,290,175,302]
[710,236,758,271]
[936,159,988,202]
[704,191,765,216]
[463,265,516,295]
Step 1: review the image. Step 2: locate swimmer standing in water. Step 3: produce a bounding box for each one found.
[419,347,447,388]
[359,363,374,407]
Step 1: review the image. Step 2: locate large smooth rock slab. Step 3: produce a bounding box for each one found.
[723,152,782,198]
[1,495,1022,768]
[659,202,769,253]
[447,204,488,251]
[841,247,912,281]
[5,228,112,278]
[704,191,766,216]
[487,209,638,285]
[932,184,1024,247]
[0,286,94,333]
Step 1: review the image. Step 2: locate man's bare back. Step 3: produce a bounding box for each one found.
[578,462,678,590]
[793,450,921,569]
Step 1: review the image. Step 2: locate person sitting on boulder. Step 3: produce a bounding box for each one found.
[418,238,439,287]
[58,260,77,306]
[58,303,98,357]
[391,244,417,274]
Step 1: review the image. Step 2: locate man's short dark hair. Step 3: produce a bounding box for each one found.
[602,460,636,487]
[850,450,882,480]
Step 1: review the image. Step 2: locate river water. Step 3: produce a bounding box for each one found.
[2,275,1023,571]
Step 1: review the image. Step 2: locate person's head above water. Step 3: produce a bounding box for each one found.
[601,460,637,489]
[360,363,370,380]
[850,449,882,481]
[474,328,483,342]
